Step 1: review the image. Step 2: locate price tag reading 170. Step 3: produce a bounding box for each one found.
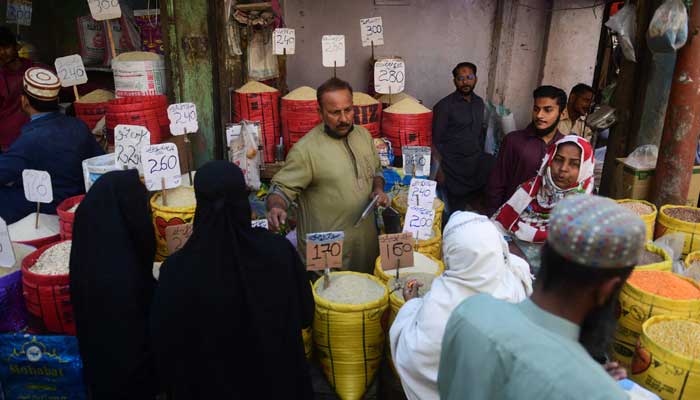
[87,0,122,21]
[141,143,182,191]
[167,103,198,135]
[22,169,53,204]
[306,231,344,271]
[166,223,193,255]
[54,54,87,87]
[0,217,16,268]
[273,28,295,55]
[115,125,151,172]
[402,146,431,177]
[374,58,405,95]
[408,178,437,209]
[379,232,414,271]
[322,35,345,67]
[403,205,435,241]
[360,17,384,47]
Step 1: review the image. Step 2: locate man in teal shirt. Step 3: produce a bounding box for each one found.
[438,195,646,399]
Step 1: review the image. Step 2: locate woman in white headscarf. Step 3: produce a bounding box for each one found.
[389,211,533,400]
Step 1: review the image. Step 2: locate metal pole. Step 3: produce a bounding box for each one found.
[652,2,700,207]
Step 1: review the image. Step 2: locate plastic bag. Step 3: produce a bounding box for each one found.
[624,144,658,169]
[484,101,516,155]
[229,121,262,190]
[653,233,686,274]
[606,4,637,62]
[647,0,688,53]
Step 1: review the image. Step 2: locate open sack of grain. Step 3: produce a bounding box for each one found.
[74,89,115,130]
[56,195,85,240]
[313,272,388,400]
[233,81,280,163]
[22,241,75,334]
[377,92,417,110]
[281,86,321,155]
[352,92,382,138]
[151,186,197,261]
[381,99,432,156]
[373,251,444,284]
[655,205,700,256]
[617,199,657,242]
[112,51,167,97]
[9,213,60,249]
[636,242,671,271]
[0,243,36,332]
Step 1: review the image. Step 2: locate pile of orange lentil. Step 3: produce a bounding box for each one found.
[628,271,700,300]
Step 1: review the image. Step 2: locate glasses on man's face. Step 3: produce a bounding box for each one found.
[455,75,476,82]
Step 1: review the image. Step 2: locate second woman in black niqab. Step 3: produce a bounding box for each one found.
[150,161,314,399]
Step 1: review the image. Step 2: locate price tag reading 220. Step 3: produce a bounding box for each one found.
[141,143,181,191]
[115,125,150,172]
[379,232,414,271]
[306,231,344,271]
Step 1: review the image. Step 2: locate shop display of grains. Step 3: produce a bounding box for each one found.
[388,272,436,300]
[155,186,197,208]
[316,274,386,304]
[75,89,114,104]
[638,250,664,265]
[284,86,316,101]
[646,319,700,359]
[628,270,700,300]
[384,98,431,114]
[620,201,654,216]
[8,214,60,242]
[352,92,382,138]
[664,207,700,222]
[388,252,440,274]
[233,81,280,163]
[30,241,72,276]
[378,92,417,107]
[281,86,321,154]
[115,51,162,62]
[382,98,433,156]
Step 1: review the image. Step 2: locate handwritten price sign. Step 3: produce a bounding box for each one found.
[251,219,269,229]
[403,205,435,241]
[0,218,15,268]
[306,231,344,271]
[54,55,87,87]
[273,28,295,55]
[87,0,121,21]
[374,58,405,94]
[141,143,182,191]
[408,178,437,209]
[322,35,345,67]
[360,17,383,47]
[379,232,414,271]
[167,103,198,135]
[6,0,32,26]
[166,223,193,255]
[402,146,431,177]
[115,125,150,172]
[22,170,53,203]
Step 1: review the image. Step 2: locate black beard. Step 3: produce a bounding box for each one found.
[579,289,621,361]
[533,115,561,137]
[324,124,353,139]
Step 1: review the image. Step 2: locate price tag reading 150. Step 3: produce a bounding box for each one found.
[167,103,198,135]
[379,232,414,271]
[374,58,405,95]
[141,143,182,191]
[306,231,344,271]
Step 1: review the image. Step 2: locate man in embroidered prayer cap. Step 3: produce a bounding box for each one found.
[438,194,646,400]
[0,68,103,223]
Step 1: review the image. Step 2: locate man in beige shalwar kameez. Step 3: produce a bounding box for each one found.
[266,78,389,273]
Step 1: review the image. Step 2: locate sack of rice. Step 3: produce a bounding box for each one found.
[112,51,167,97]
[392,191,445,234]
[74,89,115,130]
[382,99,432,156]
[655,205,700,256]
[352,92,382,138]
[150,186,196,261]
[636,242,671,272]
[313,272,388,400]
[373,251,444,284]
[0,243,35,332]
[612,270,700,369]
[281,86,321,155]
[82,153,119,192]
[233,81,280,163]
[8,213,60,249]
[21,241,76,334]
[617,199,657,241]
[632,316,700,399]
[56,195,85,240]
[378,92,417,110]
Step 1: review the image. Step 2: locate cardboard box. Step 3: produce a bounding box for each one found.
[614,158,700,206]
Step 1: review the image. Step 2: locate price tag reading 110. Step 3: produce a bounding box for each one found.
[306,231,344,271]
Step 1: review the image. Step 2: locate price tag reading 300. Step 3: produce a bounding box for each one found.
[54,55,87,87]
[322,35,345,67]
[167,103,198,135]
[141,143,182,191]
[379,232,414,271]
[22,169,53,204]
[115,125,151,172]
[273,28,295,55]
[374,58,405,95]
[306,231,344,271]
[360,17,383,47]
[87,0,122,21]
[403,206,435,241]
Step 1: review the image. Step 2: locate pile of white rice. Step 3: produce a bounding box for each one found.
[75,89,114,104]
[316,274,385,304]
[30,241,72,276]
[382,252,440,275]
[8,214,60,242]
[155,186,196,208]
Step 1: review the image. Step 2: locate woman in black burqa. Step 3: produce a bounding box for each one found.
[69,169,158,399]
[150,161,314,399]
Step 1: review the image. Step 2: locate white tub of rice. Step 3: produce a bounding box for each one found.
[316,272,386,305]
[374,251,445,283]
[112,51,167,97]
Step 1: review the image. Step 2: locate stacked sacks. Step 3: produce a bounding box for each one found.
[281,86,321,155]
[73,89,114,130]
[105,95,170,145]
[352,92,382,138]
[382,99,432,156]
[233,81,281,163]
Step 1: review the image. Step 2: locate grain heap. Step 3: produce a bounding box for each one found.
[281,86,321,154]
[155,186,196,208]
[283,86,316,100]
[236,80,279,94]
[352,92,382,138]
[68,203,80,213]
[378,92,417,107]
[628,270,700,299]
[8,214,60,242]
[316,274,385,304]
[75,89,114,104]
[664,207,700,222]
[30,241,72,276]
[382,98,433,156]
[114,51,162,62]
[353,92,379,106]
[387,252,439,274]
[388,272,436,300]
[384,98,431,114]
[621,201,654,215]
[233,81,280,163]
[638,250,664,265]
[647,319,700,358]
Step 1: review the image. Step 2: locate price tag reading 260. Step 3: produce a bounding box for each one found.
[379,232,414,271]
[141,143,181,191]
[306,231,344,271]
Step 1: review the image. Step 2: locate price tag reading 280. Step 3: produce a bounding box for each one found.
[167,103,198,136]
[374,59,405,94]
[379,232,414,271]
[115,125,150,172]
[306,231,344,271]
[141,143,181,191]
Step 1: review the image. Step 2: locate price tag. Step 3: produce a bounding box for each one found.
[408,178,437,209]
[115,125,151,172]
[251,219,269,229]
[403,205,435,241]
[322,35,345,67]
[379,232,414,271]
[402,146,431,177]
[306,231,344,271]
[273,28,295,55]
[141,143,182,191]
[360,17,383,47]
[22,169,53,203]
[54,55,87,87]
[87,0,122,21]
[165,223,193,255]
[226,124,242,147]
[0,218,16,268]
[167,103,198,135]
[374,58,405,95]
[6,0,32,26]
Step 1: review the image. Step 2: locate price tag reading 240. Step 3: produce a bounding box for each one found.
[273,28,295,55]
[54,55,87,87]
[403,206,435,241]
[306,231,344,271]
[374,58,405,95]
[115,125,150,172]
[141,143,182,191]
[379,232,414,271]
[167,103,198,135]
[22,169,53,204]
[408,178,437,209]
[360,17,383,47]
